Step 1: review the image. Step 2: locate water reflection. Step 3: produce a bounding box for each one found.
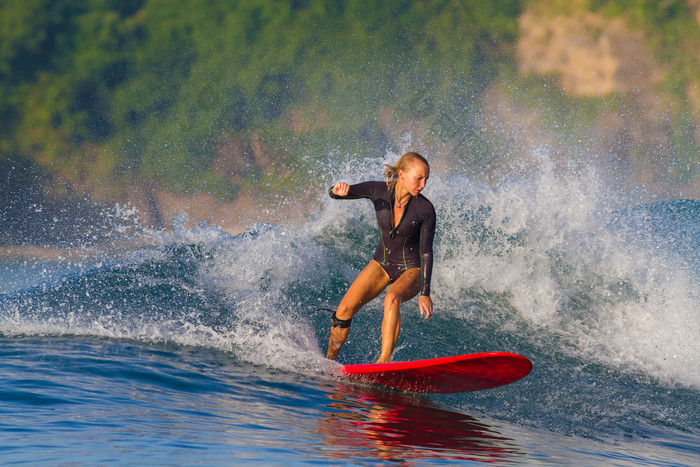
[318,385,524,464]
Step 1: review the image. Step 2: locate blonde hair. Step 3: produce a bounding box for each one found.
[383,152,429,190]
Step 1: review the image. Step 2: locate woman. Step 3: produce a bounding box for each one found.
[327,152,436,363]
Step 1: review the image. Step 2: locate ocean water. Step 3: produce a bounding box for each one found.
[1,156,698,465]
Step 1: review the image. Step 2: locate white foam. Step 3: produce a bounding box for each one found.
[2,149,697,386]
[148,151,699,386]
[430,151,700,388]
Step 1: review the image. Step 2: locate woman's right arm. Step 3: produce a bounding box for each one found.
[328,181,376,200]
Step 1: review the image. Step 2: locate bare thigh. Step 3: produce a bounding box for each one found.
[384,267,422,306]
[335,260,392,320]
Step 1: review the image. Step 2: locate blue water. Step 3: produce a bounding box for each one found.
[1,157,699,465]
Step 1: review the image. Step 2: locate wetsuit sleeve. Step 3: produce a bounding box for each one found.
[328,181,378,200]
[420,203,436,297]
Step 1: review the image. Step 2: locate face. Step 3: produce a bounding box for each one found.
[398,160,430,196]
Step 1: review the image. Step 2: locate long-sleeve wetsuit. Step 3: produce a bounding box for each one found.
[329,181,436,297]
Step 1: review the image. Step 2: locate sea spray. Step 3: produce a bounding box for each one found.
[1,149,698,389]
[429,151,699,389]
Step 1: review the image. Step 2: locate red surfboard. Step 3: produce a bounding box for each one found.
[340,352,532,394]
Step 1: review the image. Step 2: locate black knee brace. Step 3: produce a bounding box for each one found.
[331,312,352,329]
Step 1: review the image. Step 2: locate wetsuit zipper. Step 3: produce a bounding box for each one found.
[390,190,411,239]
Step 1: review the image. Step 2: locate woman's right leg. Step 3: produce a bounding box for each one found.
[326,260,391,360]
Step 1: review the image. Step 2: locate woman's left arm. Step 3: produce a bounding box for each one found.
[418,203,436,318]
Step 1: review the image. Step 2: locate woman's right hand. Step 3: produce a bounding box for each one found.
[332,182,350,197]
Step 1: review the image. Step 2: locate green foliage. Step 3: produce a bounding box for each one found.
[1,0,699,198]
[2,0,524,194]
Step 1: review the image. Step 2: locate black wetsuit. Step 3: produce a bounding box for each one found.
[329,181,435,296]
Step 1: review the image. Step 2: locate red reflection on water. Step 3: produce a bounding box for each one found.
[317,385,524,464]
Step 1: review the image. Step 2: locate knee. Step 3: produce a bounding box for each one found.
[384,291,401,308]
[335,302,354,320]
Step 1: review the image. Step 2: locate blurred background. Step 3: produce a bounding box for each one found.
[2,0,699,248]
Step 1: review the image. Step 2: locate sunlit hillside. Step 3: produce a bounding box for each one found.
[2,0,700,243]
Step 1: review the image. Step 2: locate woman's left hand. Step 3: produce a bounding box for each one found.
[418,295,433,319]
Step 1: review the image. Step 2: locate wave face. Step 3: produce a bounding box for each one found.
[1,153,698,441]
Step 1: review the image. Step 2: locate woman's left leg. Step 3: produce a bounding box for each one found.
[376,267,422,363]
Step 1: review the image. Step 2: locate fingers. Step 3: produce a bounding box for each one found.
[333,182,350,197]
[418,296,433,319]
